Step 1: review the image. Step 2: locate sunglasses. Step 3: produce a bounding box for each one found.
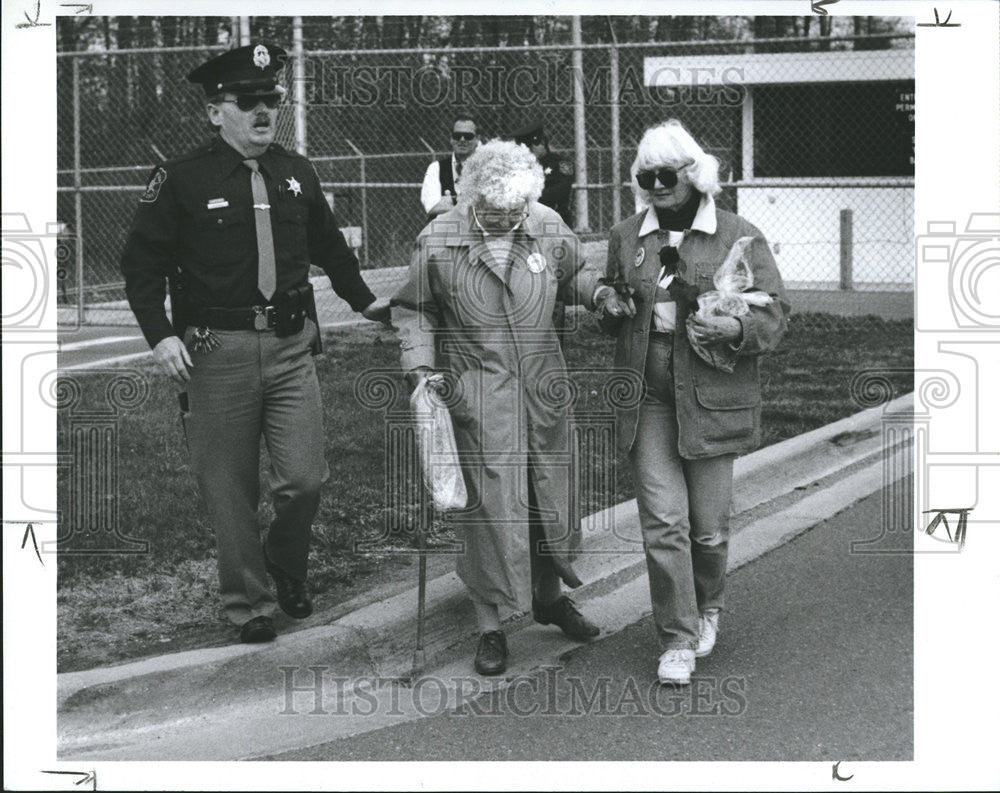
[451,131,477,141]
[220,93,282,112]
[636,164,692,190]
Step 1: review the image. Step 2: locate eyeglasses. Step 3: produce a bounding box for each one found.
[451,131,477,142]
[219,93,282,112]
[636,163,693,190]
[473,206,529,227]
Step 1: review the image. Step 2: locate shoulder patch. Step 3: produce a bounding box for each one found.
[558,159,574,176]
[140,167,167,203]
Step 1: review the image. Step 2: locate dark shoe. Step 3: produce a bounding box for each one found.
[263,542,313,619]
[240,615,276,643]
[474,630,508,676]
[533,595,600,640]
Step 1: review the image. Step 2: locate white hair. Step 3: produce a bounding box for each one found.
[456,138,544,210]
[631,119,721,209]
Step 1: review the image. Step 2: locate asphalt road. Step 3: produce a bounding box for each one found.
[268,484,913,762]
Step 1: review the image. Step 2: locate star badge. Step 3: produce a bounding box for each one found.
[286,176,302,197]
[544,166,553,175]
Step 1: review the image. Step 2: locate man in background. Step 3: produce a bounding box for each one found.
[512,120,574,227]
[421,114,480,222]
[512,120,576,339]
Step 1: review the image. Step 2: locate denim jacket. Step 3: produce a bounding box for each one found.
[601,204,790,459]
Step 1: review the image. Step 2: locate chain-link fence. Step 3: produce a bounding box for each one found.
[56,20,914,327]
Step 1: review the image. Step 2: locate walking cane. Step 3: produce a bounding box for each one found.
[411,493,430,679]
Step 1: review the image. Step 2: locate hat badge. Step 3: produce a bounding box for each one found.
[253,45,270,70]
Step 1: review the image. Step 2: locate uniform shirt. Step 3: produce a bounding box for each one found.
[122,136,376,349]
[537,151,574,226]
[420,154,463,214]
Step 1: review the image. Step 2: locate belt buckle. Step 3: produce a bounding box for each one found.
[253,305,275,331]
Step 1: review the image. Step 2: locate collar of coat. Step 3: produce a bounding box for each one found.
[637,193,717,237]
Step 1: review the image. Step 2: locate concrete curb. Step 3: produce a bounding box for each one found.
[58,393,912,756]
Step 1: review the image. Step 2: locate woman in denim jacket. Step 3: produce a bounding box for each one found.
[594,120,790,685]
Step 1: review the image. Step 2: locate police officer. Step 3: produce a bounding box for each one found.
[122,42,390,644]
[512,121,574,227]
[420,114,479,223]
[512,121,576,341]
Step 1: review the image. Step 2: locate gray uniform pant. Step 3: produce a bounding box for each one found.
[182,319,328,625]
[630,332,734,651]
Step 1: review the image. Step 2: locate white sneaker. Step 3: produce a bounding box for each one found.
[696,610,720,658]
[657,648,695,685]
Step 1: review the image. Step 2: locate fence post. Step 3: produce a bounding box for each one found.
[839,208,854,290]
[607,33,622,226]
[345,139,369,269]
[238,17,251,46]
[571,17,590,232]
[292,17,307,156]
[73,56,84,328]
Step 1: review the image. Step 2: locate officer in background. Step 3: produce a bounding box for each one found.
[512,121,574,227]
[122,42,390,644]
[420,114,479,223]
[512,120,576,341]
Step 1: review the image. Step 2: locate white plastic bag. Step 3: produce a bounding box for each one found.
[410,378,467,511]
[686,236,774,373]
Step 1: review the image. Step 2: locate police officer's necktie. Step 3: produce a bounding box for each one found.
[243,158,276,302]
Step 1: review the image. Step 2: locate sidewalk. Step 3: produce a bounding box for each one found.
[57,394,913,760]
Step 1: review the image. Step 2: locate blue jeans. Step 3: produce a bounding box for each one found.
[629,334,734,651]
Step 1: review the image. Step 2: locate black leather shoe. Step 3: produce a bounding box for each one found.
[263,543,313,619]
[240,615,276,643]
[532,595,600,640]
[474,630,508,676]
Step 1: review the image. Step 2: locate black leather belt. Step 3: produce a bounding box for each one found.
[188,305,277,331]
[649,330,675,341]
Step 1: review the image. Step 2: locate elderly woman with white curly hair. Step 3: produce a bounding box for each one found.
[392,138,605,675]
[594,120,790,685]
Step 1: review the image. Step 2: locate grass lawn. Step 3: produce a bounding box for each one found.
[57,311,913,672]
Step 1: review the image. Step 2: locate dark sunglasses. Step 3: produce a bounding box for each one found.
[221,93,282,112]
[636,164,692,190]
[451,131,477,141]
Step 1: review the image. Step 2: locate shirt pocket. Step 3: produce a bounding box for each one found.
[273,200,310,260]
[274,200,309,226]
[191,207,252,264]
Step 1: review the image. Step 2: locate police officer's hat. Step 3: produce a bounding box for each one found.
[187,42,288,96]
[512,120,547,146]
